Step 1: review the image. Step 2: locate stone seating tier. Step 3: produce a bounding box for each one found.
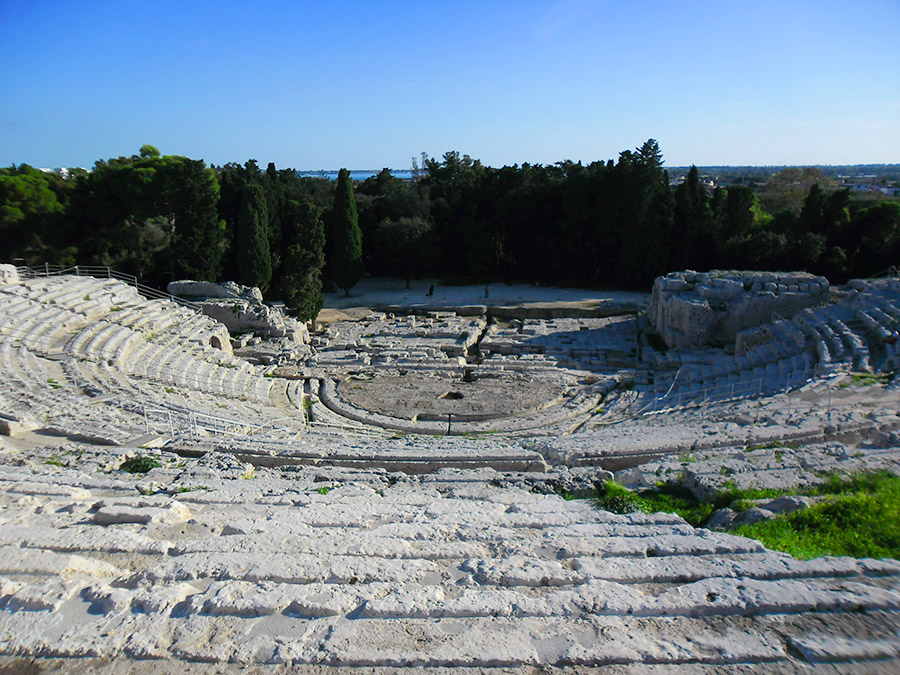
[0,461,898,668]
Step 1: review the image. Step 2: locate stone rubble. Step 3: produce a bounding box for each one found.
[168,278,310,350]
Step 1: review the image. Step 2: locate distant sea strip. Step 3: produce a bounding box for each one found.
[296,170,415,181]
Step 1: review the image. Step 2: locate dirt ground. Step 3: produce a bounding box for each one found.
[317,278,649,321]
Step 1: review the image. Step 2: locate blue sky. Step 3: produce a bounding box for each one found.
[1,0,898,169]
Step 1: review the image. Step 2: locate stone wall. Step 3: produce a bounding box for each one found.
[647,270,829,349]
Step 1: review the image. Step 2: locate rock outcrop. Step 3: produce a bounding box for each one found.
[167,279,309,346]
[0,264,19,286]
[647,270,829,349]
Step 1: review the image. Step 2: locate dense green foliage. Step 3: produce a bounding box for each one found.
[595,480,718,526]
[329,168,363,295]
[280,197,326,321]
[236,182,272,291]
[3,141,899,322]
[119,454,162,473]
[13,147,228,286]
[595,471,900,559]
[734,471,900,559]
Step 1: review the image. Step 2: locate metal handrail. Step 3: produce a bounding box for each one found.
[15,264,201,311]
[142,402,307,438]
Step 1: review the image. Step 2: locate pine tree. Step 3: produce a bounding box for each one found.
[237,182,272,292]
[161,157,226,281]
[329,168,362,296]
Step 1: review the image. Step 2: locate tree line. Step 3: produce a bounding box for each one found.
[2,140,899,321]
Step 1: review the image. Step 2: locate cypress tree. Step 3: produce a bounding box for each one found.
[281,198,326,322]
[330,168,363,296]
[237,182,272,292]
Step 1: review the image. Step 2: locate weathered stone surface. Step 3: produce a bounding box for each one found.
[167,280,263,303]
[4,271,900,670]
[0,264,18,286]
[168,278,308,345]
[198,298,308,344]
[790,634,900,662]
[648,270,829,349]
[762,495,813,514]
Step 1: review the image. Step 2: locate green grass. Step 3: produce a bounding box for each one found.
[120,454,161,473]
[175,485,212,493]
[746,441,786,452]
[316,486,333,495]
[44,457,65,467]
[595,472,900,559]
[839,373,889,389]
[594,480,649,516]
[736,472,900,559]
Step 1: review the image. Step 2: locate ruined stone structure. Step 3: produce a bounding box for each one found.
[1,267,900,670]
[647,270,829,350]
[168,279,309,347]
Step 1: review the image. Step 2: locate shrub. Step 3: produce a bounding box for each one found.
[595,480,646,514]
[120,455,161,473]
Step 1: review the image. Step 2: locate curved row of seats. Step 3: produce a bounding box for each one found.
[0,274,307,443]
[636,280,900,414]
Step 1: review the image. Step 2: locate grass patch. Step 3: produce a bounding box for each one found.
[120,454,161,474]
[736,471,900,559]
[839,373,890,389]
[853,373,889,386]
[746,441,785,452]
[594,480,650,515]
[596,480,797,527]
[595,471,900,559]
[45,457,65,467]
[175,485,211,493]
[316,485,333,495]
